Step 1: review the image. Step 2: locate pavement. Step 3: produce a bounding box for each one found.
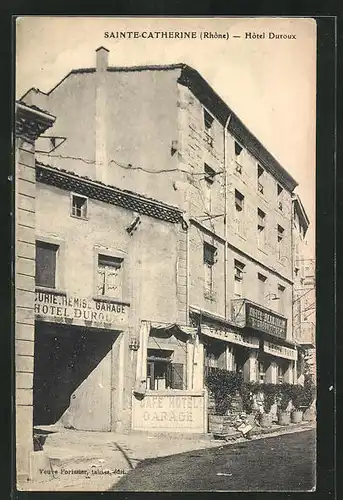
[22,420,316,491]
[113,429,316,491]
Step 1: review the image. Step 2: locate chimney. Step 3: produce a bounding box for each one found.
[96,46,109,72]
[95,47,109,183]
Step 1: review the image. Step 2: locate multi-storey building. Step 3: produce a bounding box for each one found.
[292,194,316,383]
[15,102,55,483]
[17,47,307,445]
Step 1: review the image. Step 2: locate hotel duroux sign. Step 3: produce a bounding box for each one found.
[35,291,129,329]
[232,300,287,340]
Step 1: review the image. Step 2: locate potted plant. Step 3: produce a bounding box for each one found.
[205,370,243,434]
[289,384,305,423]
[302,374,316,421]
[259,384,278,427]
[277,383,292,425]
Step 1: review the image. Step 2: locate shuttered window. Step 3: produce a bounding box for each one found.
[35,241,58,288]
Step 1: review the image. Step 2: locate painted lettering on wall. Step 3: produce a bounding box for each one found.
[35,291,128,328]
[132,394,205,432]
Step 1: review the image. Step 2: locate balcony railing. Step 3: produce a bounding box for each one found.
[231,298,287,340]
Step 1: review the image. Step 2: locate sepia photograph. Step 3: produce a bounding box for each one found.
[14,16,317,492]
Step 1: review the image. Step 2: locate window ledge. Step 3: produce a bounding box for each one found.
[70,214,88,221]
[93,295,130,306]
[35,287,67,296]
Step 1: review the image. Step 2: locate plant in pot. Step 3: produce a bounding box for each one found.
[289,384,305,423]
[240,381,259,424]
[277,383,293,425]
[205,370,243,434]
[302,374,316,421]
[259,383,278,428]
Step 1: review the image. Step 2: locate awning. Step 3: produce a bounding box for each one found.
[201,325,259,349]
[150,322,198,339]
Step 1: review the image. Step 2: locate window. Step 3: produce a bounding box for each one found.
[35,241,58,288]
[203,109,214,147]
[204,163,215,213]
[257,165,264,194]
[147,349,184,390]
[277,284,286,315]
[234,260,245,298]
[278,364,285,384]
[258,361,265,383]
[277,224,285,260]
[204,242,217,296]
[235,141,243,174]
[257,273,267,304]
[234,189,244,235]
[235,141,243,157]
[277,184,283,211]
[257,208,266,248]
[97,254,123,298]
[71,194,88,219]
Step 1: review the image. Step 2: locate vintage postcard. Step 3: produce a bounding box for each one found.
[15,16,317,492]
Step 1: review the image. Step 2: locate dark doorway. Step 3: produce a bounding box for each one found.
[33,322,117,426]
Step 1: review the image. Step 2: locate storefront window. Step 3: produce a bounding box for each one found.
[258,361,265,383]
[146,349,184,390]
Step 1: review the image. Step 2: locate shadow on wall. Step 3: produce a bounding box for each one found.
[33,322,116,426]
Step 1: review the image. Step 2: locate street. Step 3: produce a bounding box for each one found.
[111,429,316,492]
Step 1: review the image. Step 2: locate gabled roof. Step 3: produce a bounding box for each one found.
[25,62,298,192]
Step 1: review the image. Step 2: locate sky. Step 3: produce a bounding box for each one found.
[16,17,316,257]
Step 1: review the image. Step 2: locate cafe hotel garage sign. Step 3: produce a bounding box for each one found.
[35,291,129,329]
[245,302,287,340]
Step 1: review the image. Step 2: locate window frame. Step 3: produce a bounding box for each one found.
[277,224,285,260]
[234,189,245,236]
[203,108,215,148]
[93,247,127,301]
[257,164,265,195]
[257,208,266,249]
[70,192,88,220]
[234,259,245,298]
[203,242,217,297]
[35,236,65,292]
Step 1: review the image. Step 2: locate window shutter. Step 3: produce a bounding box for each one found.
[36,243,57,288]
[170,363,184,390]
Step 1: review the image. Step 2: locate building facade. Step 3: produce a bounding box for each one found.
[292,194,316,383]
[17,47,309,441]
[15,102,55,482]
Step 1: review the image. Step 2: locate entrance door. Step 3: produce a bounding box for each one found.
[33,323,116,430]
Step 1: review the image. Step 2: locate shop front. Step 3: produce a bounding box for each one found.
[132,321,208,433]
[231,298,298,384]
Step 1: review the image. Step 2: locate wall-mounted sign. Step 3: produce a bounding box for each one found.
[132,391,206,433]
[35,291,129,330]
[264,341,298,361]
[202,325,259,349]
[246,302,287,339]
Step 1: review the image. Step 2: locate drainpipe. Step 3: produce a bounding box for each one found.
[223,113,232,320]
[95,46,109,183]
